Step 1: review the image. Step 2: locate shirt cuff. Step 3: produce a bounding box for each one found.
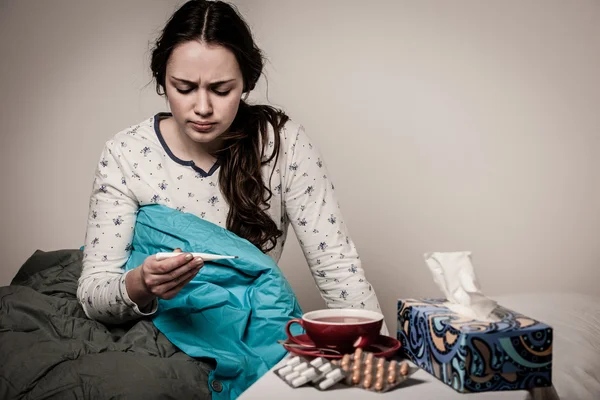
[120,270,158,316]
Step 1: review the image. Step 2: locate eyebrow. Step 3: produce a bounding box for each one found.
[171,76,236,86]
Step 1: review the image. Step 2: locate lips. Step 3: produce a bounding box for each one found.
[189,121,216,132]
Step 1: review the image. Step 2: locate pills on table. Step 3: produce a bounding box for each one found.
[291,376,309,387]
[284,371,300,382]
[341,354,351,371]
[275,355,352,391]
[363,372,373,389]
[352,368,361,385]
[318,363,333,373]
[310,358,325,368]
[400,362,409,376]
[387,360,397,383]
[293,362,308,372]
[301,368,317,379]
[354,347,363,359]
[286,356,301,367]
[326,368,343,380]
[319,378,335,390]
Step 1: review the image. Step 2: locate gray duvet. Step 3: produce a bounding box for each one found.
[0,249,213,400]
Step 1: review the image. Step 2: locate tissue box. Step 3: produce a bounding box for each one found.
[397,299,553,393]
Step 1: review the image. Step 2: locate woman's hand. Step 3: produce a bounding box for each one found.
[126,248,204,309]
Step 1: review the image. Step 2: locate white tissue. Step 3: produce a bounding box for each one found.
[424,251,500,322]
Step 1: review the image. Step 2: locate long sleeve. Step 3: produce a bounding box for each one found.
[77,140,157,324]
[282,124,388,333]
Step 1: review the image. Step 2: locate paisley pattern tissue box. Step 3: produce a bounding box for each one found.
[397,298,553,393]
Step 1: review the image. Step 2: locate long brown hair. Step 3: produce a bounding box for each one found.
[150,0,288,252]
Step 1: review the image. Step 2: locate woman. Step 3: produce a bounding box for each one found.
[77,0,386,333]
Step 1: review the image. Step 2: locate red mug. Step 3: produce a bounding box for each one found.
[285,309,384,351]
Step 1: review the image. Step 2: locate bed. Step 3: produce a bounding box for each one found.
[491,292,600,399]
[0,249,214,399]
[1,249,599,399]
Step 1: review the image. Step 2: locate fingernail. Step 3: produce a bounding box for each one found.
[185,253,193,261]
[194,257,204,264]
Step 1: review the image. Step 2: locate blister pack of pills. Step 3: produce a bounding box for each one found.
[333,348,417,393]
[310,357,347,391]
[274,351,416,393]
[274,356,346,390]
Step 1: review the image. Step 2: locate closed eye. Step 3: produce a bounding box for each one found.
[176,87,194,94]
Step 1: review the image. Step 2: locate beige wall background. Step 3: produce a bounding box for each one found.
[1,0,598,329]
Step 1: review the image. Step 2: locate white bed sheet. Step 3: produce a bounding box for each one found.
[492,292,600,400]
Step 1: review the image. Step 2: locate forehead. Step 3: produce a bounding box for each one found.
[166,40,241,82]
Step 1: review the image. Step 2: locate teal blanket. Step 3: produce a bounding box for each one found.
[124,205,303,399]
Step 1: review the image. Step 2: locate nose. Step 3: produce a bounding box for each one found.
[193,89,213,117]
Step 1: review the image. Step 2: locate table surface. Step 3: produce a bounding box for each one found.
[239,355,536,400]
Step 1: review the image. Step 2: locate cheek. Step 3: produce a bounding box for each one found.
[221,97,241,120]
[166,94,189,116]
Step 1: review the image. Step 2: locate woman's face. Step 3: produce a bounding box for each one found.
[164,40,244,149]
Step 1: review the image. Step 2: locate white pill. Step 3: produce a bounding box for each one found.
[310,358,325,367]
[286,356,301,367]
[292,376,309,387]
[319,378,335,390]
[285,371,300,382]
[278,366,293,376]
[326,369,343,380]
[301,368,317,380]
[318,363,333,373]
[293,362,308,372]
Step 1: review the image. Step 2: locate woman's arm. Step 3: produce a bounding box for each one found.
[281,123,389,333]
[77,140,157,323]
[78,139,206,324]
